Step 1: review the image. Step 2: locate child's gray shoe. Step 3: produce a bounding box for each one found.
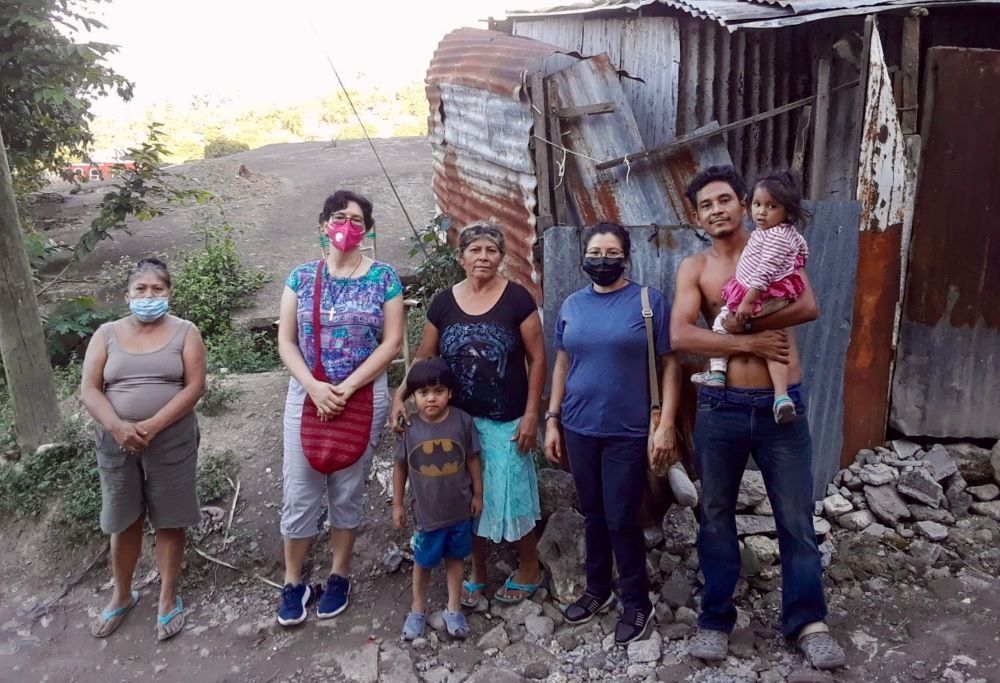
[402,612,426,641]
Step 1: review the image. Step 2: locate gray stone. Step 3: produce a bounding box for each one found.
[837,509,875,530]
[908,505,956,525]
[644,526,665,549]
[502,641,555,668]
[379,644,419,683]
[787,670,837,683]
[626,636,661,664]
[537,468,579,521]
[332,644,379,683]
[428,610,446,632]
[656,662,695,682]
[524,615,554,639]
[891,439,922,459]
[463,667,524,683]
[946,443,995,485]
[864,485,911,525]
[537,509,586,603]
[658,552,681,574]
[753,496,774,516]
[421,667,451,683]
[477,625,510,650]
[660,623,691,640]
[659,575,693,609]
[554,629,578,652]
[626,664,654,679]
[855,448,877,465]
[924,444,958,481]
[654,602,674,624]
[661,506,699,553]
[729,628,755,658]
[523,662,548,680]
[863,522,889,538]
[991,439,1000,485]
[818,539,836,567]
[968,483,999,501]
[945,473,973,518]
[674,606,697,625]
[897,468,944,508]
[971,500,1000,521]
[743,535,779,568]
[916,520,949,541]
[813,516,832,536]
[491,599,542,625]
[822,493,853,516]
[859,463,897,486]
[735,514,777,536]
[737,469,768,509]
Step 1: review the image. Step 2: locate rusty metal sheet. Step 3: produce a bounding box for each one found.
[426,29,580,302]
[891,48,1000,439]
[545,54,731,227]
[840,25,905,464]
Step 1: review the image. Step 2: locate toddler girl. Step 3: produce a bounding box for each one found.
[692,171,810,424]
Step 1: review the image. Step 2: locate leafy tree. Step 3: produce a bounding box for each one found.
[0,0,133,195]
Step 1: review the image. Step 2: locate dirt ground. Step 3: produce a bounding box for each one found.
[32,137,435,323]
[0,371,998,683]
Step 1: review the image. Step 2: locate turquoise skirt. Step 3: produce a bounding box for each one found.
[472,416,541,543]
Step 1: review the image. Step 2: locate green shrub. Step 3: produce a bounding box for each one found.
[197,450,239,504]
[170,223,268,337]
[205,328,280,374]
[410,215,464,302]
[203,137,250,159]
[198,375,241,416]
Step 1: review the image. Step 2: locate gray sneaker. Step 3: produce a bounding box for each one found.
[799,631,846,670]
[688,628,729,661]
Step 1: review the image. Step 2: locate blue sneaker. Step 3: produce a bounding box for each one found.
[317,574,350,619]
[276,583,311,626]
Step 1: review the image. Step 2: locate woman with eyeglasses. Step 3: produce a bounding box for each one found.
[389,222,547,609]
[543,222,682,646]
[275,189,404,626]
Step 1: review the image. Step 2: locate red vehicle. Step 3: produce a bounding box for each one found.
[65,160,136,182]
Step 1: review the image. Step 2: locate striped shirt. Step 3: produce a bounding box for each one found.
[735,223,809,292]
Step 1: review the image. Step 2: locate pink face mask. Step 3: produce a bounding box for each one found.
[326,219,366,252]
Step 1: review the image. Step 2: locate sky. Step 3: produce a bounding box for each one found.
[86,0,556,118]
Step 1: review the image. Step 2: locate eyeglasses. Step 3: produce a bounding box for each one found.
[585,249,625,258]
[331,213,365,228]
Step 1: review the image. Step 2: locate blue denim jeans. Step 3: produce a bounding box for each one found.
[693,384,826,639]
[563,428,651,611]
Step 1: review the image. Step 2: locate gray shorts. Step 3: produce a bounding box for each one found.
[280,374,389,538]
[96,412,202,535]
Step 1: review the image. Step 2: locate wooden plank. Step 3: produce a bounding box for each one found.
[792,105,813,177]
[809,55,832,199]
[0,126,60,452]
[529,74,554,231]
[545,80,570,224]
[900,14,921,134]
[731,30,747,171]
[554,102,615,118]
[762,32,777,171]
[848,16,875,196]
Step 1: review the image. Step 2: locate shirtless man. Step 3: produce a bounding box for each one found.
[670,166,845,670]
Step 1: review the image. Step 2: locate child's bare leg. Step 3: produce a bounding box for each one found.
[412,564,431,614]
[444,558,464,612]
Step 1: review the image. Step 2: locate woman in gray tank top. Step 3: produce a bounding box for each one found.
[80,257,206,642]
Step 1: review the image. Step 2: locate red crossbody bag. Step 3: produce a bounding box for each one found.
[300,261,374,474]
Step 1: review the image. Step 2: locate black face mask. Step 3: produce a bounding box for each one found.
[582,256,626,286]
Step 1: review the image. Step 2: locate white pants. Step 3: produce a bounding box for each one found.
[280,373,390,537]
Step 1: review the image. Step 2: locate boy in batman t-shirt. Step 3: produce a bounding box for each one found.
[393,358,482,642]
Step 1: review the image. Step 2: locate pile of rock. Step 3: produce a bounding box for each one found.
[817,440,1000,543]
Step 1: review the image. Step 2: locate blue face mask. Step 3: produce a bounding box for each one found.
[129,297,169,323]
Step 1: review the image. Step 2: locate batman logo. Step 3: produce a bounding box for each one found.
[408,438,466,477]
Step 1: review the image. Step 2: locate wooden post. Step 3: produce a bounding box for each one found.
[809,54,832,199]
[792,105,813,177]
[545,80,570,224]
[0,126,60,452]
[529,73,554,231]
[900,12,922,134]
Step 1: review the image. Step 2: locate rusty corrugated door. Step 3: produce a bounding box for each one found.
[890,48,1000,439]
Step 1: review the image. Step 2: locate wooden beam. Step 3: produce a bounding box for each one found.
[529,74,554,231]
[0,126,60,452]
[809,55,832,199]
[594,75,869,172]
[554,102,615,119]
[849,16,875,197]
[545,80,570,224]
[900,13,921,134]
[792,105,813,177]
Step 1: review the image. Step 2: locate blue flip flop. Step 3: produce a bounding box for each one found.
[156,596,185,641]
[91,590,140,638]
[460,581,486,609]
[494,571,545,605]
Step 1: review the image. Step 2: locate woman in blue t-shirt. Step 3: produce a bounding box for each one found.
[390,222,547,609]
[544,222,681,646]
[275,189,404,627]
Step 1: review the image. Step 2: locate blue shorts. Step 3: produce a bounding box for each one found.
[411,519,473,568]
